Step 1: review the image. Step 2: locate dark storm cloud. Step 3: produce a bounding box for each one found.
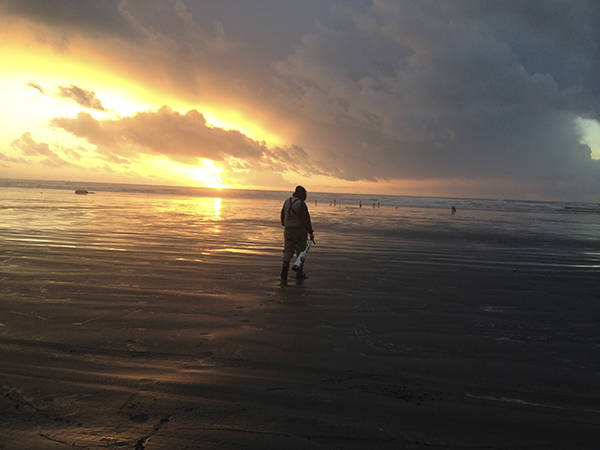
[58,85,106,111]
[269,0,600,196]
[0,0,138,39]
[9,0,600,198]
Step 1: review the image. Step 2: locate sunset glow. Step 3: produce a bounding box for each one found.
[0,33,280,190]
[2,4,599,448]
[192,160,225,189]
[1,1,599,199]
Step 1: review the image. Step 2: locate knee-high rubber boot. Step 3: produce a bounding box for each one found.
[280,262,289,283]
[295,262,307,280]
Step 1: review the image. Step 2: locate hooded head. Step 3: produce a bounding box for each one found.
[293,185,307,200]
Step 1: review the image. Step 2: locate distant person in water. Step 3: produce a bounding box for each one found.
[280,185,314,284]
[451,206,457,215]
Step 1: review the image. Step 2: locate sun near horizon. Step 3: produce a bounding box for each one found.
[0,37,458,197]
[0,35,282,191]
[2,2,600,202]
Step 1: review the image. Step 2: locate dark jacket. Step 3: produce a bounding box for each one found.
[281,195,313,233]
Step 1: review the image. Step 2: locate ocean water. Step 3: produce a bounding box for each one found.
[1,178,599,277]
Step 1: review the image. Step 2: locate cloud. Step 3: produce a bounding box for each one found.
[5,0,600,199]
[50,106,326,177]
[26,81,45,94]
[10,132,79,167]
[26,81,108,112]
[51,107,263,161]
[58,84,106,111]
[0,151,25,165]
[0,0,138,40]
[263,1,600,198]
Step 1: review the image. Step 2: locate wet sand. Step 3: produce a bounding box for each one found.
[1,189,599,448]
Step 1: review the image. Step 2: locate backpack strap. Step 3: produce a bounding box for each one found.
[286,197,300,216]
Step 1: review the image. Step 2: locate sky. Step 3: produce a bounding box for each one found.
[1,0,599,200]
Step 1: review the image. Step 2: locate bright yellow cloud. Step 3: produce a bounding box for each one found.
[1,29,284,144]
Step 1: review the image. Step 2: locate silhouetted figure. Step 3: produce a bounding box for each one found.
[377,202,380,208]
[359,200,362,208]
[333,200,336,207]
[280,186,314,285]
[451,206,457,215]
[373,202,376,208]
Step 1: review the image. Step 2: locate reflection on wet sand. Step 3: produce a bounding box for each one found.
[0,188,599,448]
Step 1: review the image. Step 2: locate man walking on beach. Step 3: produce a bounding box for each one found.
[280,185,314,284]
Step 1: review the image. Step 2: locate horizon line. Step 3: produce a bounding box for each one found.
[0,176,583,204]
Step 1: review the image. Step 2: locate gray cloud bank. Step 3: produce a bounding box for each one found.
[3,0,600,199]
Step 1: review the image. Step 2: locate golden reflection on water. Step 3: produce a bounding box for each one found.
[151,196,223,233]
[209,197,222,234]
[213,197,222,220]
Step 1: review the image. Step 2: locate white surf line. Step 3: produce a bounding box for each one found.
[466,393,600,414]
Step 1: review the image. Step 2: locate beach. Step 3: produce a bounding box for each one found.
[1,183,599,449]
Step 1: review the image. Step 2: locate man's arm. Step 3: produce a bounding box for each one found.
[302,203,314,236]
[281,202,286,226]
